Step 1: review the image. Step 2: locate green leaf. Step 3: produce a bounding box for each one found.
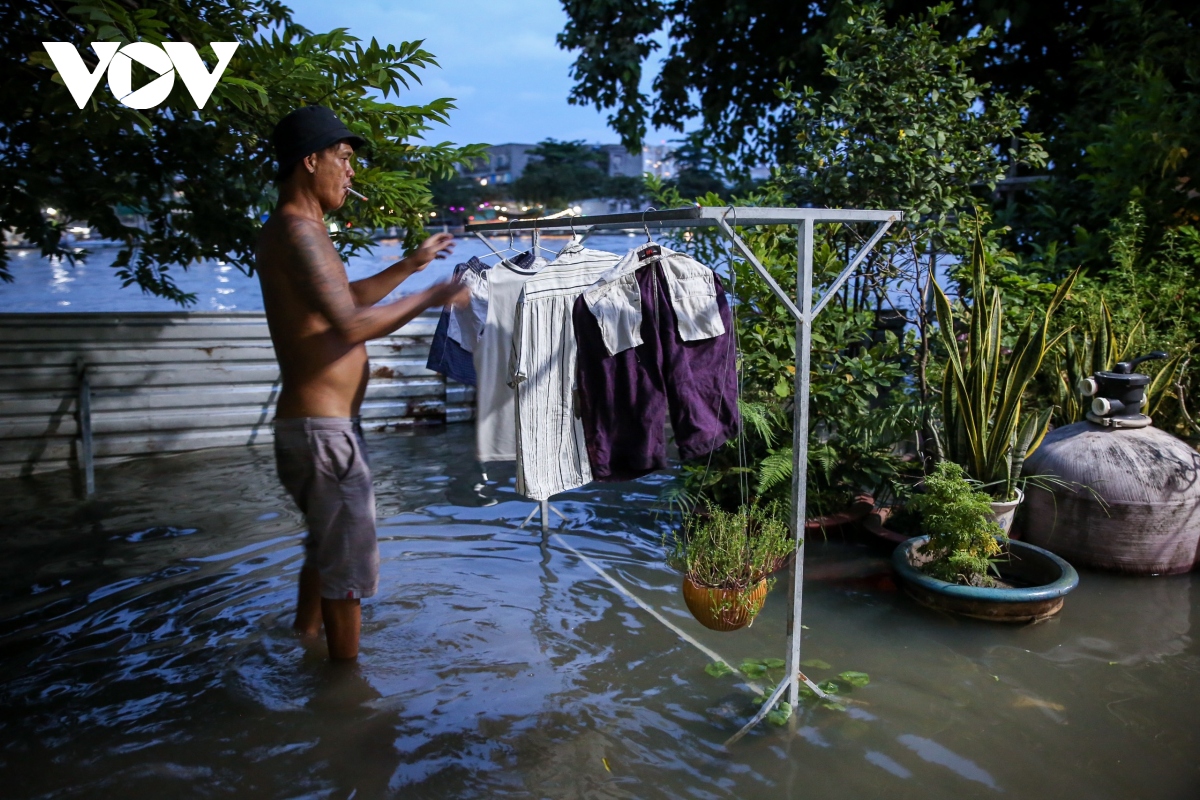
[740,661,768,679]
[800,658,832,670]
[705,661,734,678]
[837,671,870,687]
[766,701,793,726]
[763,658,786,670]
[818,680,840,694]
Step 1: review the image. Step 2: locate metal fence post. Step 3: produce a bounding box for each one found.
[786,220,815,708]
[76,357,94,496]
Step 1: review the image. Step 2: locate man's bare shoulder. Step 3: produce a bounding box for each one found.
[259,212,331,260]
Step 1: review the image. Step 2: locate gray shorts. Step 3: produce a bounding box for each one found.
[274,417,378,600]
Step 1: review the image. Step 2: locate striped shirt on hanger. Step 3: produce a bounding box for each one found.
[510,241,621,500]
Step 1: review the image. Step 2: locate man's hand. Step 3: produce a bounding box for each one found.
[404,232,456,273]
[349,232,458,307]
[428,280,470,310]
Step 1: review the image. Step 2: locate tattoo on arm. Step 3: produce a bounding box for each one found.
[286,219,357,333]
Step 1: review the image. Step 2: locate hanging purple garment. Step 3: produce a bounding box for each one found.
[572,260,739,482]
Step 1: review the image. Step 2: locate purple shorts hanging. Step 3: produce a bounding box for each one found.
[572,261,739,482]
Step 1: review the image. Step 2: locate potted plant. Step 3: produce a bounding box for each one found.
[893,461,1078,622]
[931,223,1081,531]
[671,503,795,631]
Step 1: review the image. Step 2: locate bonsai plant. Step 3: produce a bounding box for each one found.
[893,460,1079,622]
[909,461,1005,587]
[671,502,795,631]
[931,223,1081,505]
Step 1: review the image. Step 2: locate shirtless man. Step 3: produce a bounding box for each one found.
[256,106,468,659]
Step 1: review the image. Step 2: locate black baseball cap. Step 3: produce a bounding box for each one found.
[272,106,366,182]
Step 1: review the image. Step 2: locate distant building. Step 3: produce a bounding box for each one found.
[597,144,645,178]
[460,143,650,187]
[460,143,537,187]
[641,143,676,181]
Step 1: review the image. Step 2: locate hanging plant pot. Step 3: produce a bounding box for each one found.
[682,576,769,631]
[893,536,1079,623]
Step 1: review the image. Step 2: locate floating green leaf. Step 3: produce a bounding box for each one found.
[740,659,768,679]
[766,701,793,726]
[837,671,870,687]
[818,680,840,694]
[763,658,786,670]
[800,658,832,670]
[821,701,848,712]
[705,661,734,678]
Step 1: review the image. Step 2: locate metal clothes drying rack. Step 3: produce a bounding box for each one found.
[466,205,901,741]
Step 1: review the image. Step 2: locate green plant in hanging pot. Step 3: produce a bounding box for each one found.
[671,502,795,632]
[931,221,1081,528]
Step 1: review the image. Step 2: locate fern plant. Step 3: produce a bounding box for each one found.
[932,221,1080,501]
[910,461,1005,587]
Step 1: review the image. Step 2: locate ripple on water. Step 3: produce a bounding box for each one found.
[0,424,1197,799]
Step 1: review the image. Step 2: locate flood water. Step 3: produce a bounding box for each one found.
[1,423,1197,798]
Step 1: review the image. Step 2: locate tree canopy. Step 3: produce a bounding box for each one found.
[1,0,484,302]
[512,139,609,209]
[560,0,1199,274]
[559,0,1195,160]
[509,139,647,209]
[782,4,1044,229]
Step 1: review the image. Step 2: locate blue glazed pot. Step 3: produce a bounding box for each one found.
[893,536,1080,623]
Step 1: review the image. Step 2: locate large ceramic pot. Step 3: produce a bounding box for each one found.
[893,536,1079,623]
[1022,422,1200,574]
[681,576,768,631]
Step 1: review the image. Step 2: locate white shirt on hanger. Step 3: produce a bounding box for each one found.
[582,243,726,355]
[510,241,621,500]
[471,255,547,463]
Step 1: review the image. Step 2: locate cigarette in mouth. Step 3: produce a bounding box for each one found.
[346,187,368,201]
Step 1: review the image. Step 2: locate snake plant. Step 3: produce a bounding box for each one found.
[931,232,1080,502]
[1051,299,1182,424]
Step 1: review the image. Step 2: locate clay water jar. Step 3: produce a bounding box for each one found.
[682,576,768,631]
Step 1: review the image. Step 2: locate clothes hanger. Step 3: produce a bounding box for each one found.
[637,206,663,260]
[565,213,585,249]
[531,224,560,259]
[475,220,525,263]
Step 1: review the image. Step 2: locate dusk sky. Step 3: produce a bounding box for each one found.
[286,0,680,150]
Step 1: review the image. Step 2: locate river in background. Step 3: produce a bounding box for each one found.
[0,230,938,315]
[0,234,650,313]
[1,423,1197,799]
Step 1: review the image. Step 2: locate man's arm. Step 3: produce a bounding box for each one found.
[348,232,456,306]
[286,220,466,343]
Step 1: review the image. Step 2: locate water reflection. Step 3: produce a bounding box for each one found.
[1037,576,1192,666]
[0,424,1197,798]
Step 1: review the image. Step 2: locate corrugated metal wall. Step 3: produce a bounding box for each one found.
[0,312,473,478]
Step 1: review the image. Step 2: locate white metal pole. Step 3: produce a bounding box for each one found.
[786,220,815,708]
